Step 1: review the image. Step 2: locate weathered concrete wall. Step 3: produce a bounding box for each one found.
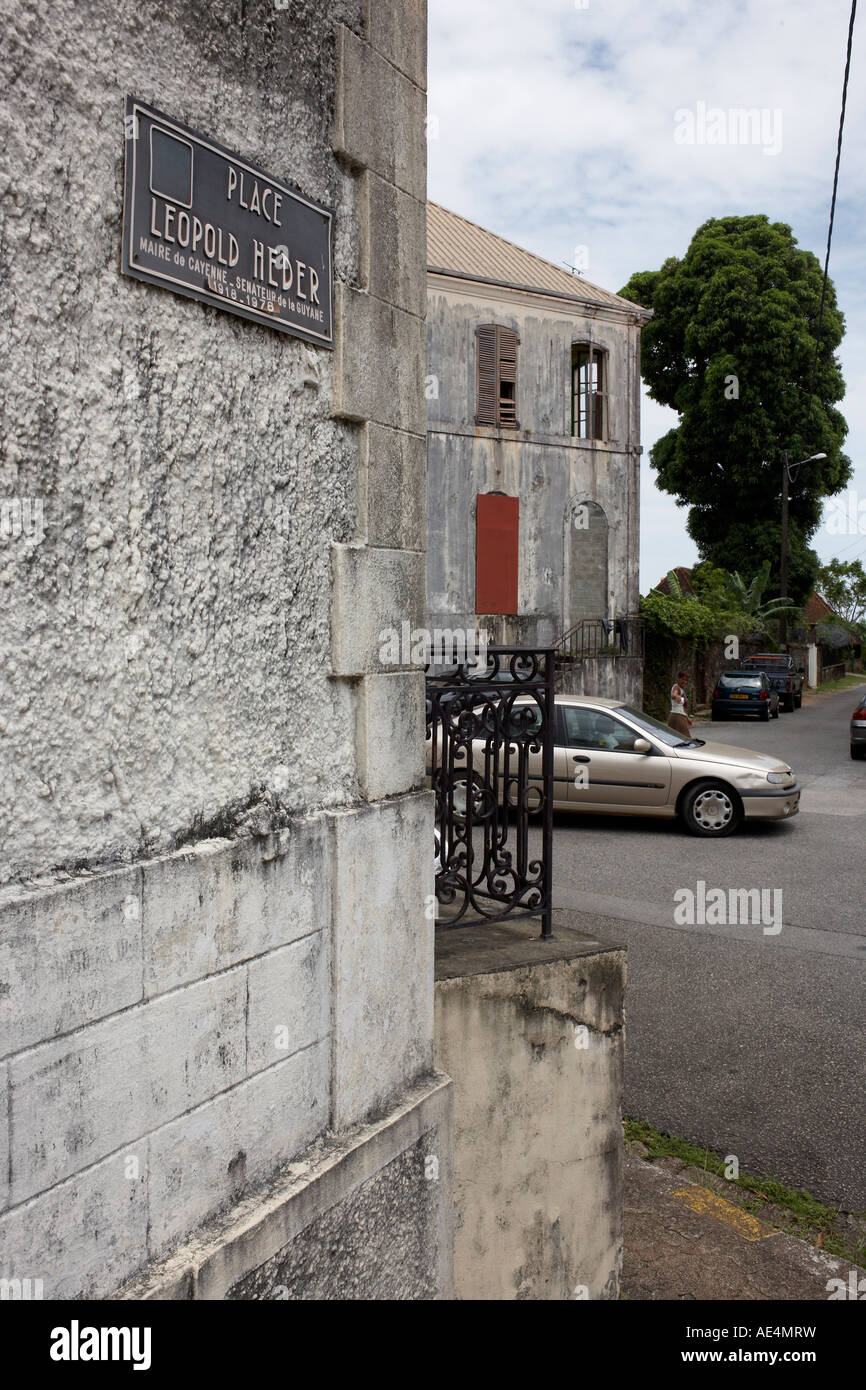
[1,0,444,1299]
[426,279,644,647]
[434,917,626,1301]
[557,656,643,706]
[117,1075,452,1301]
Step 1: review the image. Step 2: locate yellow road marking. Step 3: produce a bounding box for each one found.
[671,1186,780,1242]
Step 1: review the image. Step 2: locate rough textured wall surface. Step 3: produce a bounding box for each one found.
[1,0,438,1300]
[426,283,644,647]
[228,1135,440,1299]
[0,0,368,884]
[557,655,644,707]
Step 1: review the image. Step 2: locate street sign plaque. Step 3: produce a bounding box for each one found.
[122,97,333,346]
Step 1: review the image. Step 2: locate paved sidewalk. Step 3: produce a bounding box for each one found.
[623,1151,865,1301]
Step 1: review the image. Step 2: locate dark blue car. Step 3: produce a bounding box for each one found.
[711,671,780,722]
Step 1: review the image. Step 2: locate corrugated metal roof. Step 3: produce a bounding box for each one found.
[427,202,649,315]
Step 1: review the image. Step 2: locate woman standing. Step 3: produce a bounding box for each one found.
[668,670,693,739]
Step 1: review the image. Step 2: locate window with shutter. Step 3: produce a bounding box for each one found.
[476,325,520,429]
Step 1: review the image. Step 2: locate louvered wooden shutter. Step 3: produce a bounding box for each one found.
[476,325,519,428]
[476,325,497,425]
[497,327,518,427]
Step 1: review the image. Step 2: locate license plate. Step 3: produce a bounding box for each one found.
[731,693,749,699]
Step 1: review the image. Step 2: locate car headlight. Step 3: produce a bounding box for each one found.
[767,772,790,784]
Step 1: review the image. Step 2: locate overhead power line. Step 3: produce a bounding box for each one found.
[808,0,858,403]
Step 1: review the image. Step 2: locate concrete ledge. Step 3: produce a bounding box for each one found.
[116,1072,453,1300]
[434,913,625,1300]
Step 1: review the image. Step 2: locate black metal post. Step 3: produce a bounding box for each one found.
[539,647,555,940]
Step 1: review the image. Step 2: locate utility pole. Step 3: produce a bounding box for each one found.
[780,451,789,646]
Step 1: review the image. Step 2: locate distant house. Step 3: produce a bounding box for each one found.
[802,591,835,635]
[425,202,651,684]
[652,567,696,598]
[801,591,860,670]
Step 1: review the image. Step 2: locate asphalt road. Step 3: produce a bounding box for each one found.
[551,682,866,1210]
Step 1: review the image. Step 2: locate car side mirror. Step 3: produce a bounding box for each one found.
[633,738,652,754]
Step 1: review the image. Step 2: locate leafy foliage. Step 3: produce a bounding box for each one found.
[621,216,851,602]
[816,558,866,626]
[642,561,795,645]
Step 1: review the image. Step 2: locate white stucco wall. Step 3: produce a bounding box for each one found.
[0,0,443,1300]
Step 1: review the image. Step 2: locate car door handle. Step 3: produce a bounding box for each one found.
[572,755,591,763]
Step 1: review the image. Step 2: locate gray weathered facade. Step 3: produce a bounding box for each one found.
[426,204,650,675]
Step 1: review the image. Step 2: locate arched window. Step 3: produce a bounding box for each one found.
[476,325,520,428]
[572,344,608,440]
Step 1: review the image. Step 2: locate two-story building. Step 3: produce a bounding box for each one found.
[426,202,651,699]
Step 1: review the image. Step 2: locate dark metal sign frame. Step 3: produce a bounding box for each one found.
[121,97,334,346]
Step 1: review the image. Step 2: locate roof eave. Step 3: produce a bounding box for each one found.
[427,264,653,322]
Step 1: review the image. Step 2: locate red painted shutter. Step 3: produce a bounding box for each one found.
[476,493,519,614]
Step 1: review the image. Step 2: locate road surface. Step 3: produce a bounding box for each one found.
[551,682,866,1209]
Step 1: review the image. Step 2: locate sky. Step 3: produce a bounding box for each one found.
[426,0,865,596]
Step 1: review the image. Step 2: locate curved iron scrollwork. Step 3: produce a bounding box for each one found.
[426,646,554,937]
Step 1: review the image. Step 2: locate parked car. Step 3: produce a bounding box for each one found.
[711,670,780,721]
[739,653,804,712]
[429,694,800,838]
[850,696,866,759]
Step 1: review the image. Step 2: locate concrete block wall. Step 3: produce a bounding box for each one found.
[0,0,446,1299]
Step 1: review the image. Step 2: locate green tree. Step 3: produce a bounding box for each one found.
[719,559,800,635]
[620,216,851,603]
[816,558,866,625]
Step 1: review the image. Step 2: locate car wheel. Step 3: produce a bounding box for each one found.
[795,694,803,708]
[710,710,719,721]
[450,772,495,822]
[772,703,780,719]
[784,694,795,712]
[681,781,742,837]
[760,706,770,721]
[852,744,866,761]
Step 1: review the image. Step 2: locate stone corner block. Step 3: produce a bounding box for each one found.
[367,173,427,320]
[365,421,426,551]
[327,792,434,1129]
[330,542,426,677]
[332,23,426,201]
[368,0,427,90]
[334,282,426,433]
[357,671,426,801]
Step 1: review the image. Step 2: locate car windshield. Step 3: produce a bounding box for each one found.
[614,705,705,749]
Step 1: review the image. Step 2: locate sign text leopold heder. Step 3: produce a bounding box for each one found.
[122,98,333,345]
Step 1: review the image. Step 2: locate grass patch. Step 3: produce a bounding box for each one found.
[813,672,866,695]
[624,1117,866,1267]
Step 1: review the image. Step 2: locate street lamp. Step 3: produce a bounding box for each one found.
[780,451,827,642]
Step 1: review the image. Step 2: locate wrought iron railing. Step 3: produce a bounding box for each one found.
[554,614,644,662]
[426,647,555,937]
